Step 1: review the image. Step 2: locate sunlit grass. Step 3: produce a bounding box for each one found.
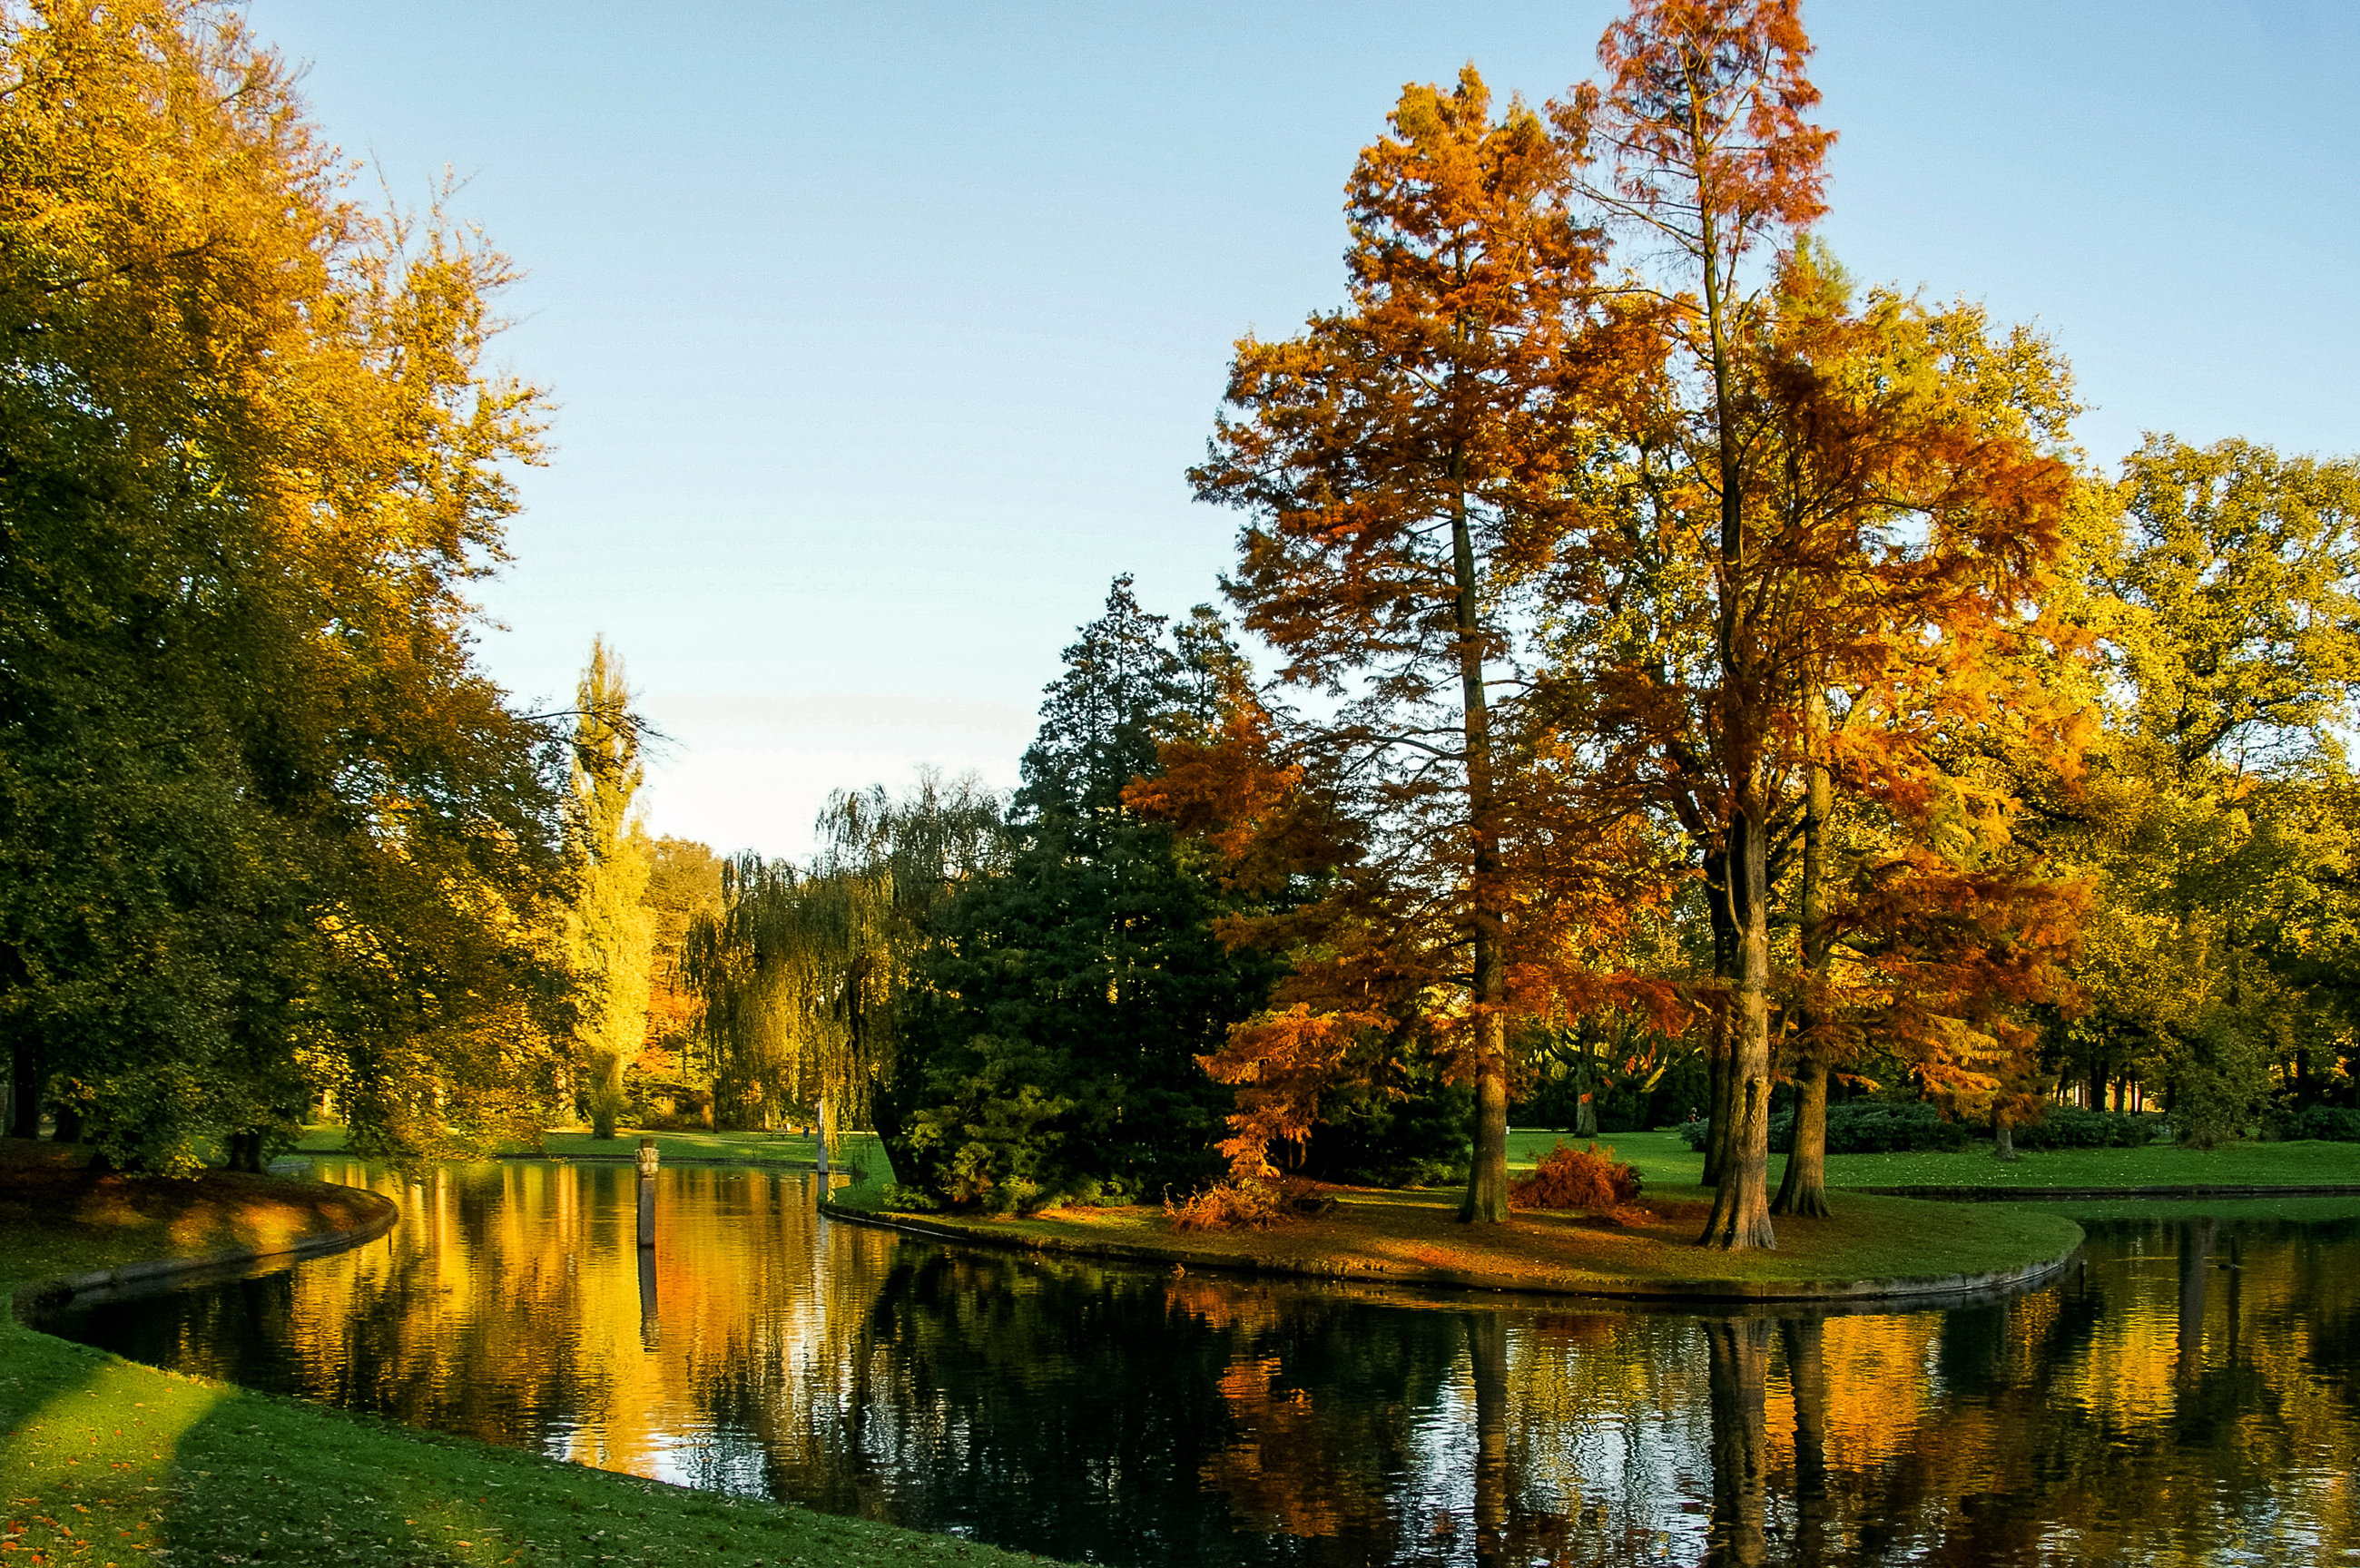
[0,1140,1039,1568]
[295,1124,901,1181]
[1507,1125,2360,1191]
[848,1170,2083,1293]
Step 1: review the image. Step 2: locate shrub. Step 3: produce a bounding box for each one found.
[2262,1103,2360,1142]
[1681,1100,1969,1155]
[1510,1141,1642,1212]
[1166,1178,1293,1231]
[2010,1108,2158,1150]
[871,1182,942,1213]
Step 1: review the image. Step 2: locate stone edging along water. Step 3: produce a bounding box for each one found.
[11,1184,399,1319]
[817,1199,2083,1305]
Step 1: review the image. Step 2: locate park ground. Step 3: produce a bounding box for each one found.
[6,1128,2357,1565]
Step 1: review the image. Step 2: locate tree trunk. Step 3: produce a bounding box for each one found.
[6,1041,37,1140]
[1698,805,1775,1250]
[226,1132,264,1173]
[1573,1026,1599,1139]
[1450,481,1512,1225]
[1772,1058,1829,1217]
[51,1099,82,1144]
[1774,696,1832,1220]
[1701,849,1736,1187]
[1993,1110,2018,1161]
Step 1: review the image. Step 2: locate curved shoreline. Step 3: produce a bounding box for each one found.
[11,1181,398,1318]
[819,1198,2085,1304]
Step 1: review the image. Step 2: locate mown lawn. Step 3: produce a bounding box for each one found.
[0,1140,1038,1568]
[294,1124,900,1179]
[1506,1125,2360,1191]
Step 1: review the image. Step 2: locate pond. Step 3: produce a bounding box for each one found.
[35,1160,2360,1567]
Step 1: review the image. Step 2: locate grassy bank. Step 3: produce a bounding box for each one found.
[0,1141,1037,1568]
[292,1124,899,1177]
[1509,1127,2360,1192]
[832,1177,2081,1299]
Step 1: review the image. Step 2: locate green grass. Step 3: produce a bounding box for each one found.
[1508,1125,2360,1192]
[293,1124,900,1181]
[0,1140,1038,1568]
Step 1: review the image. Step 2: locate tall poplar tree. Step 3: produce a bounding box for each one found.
[564,639,654,1140]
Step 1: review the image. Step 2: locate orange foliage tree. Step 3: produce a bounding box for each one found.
[1538,2,2089,1243]
[1175,69,1671,1222]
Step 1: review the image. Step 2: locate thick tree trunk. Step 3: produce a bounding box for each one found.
[1993,1111,2018,1161]
[6,1041,38,1140]
[51,1099,82,1144]
[1698,807,1775,1249]
[226,1132,265,1173]
[1450,482,1512,1225]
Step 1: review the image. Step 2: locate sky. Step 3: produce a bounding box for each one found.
[241,0,2360,859]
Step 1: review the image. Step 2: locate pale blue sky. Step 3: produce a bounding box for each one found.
[243,0,2360,857]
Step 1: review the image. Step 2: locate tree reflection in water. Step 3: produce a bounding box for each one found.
[37,1168,2360,1568]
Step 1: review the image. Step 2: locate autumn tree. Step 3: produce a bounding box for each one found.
[1189,68,1619,1222]
[563,639,654,1140]
[0,0,562,1171]
[1543,0,1835,1248]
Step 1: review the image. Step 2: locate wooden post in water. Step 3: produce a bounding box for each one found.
[636,1137,658,1250]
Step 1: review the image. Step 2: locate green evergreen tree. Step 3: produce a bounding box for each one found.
[888,579,1283,1210]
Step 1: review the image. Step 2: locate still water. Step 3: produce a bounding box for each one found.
[38,1160,2360,1567]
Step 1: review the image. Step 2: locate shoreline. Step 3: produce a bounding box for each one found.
[11,1180,399,1318]
[819,1194,2087,1305]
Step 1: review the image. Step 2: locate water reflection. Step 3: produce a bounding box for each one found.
[39,1163,2360,1568]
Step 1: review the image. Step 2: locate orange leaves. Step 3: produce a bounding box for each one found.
[1199,1004,1383,1182]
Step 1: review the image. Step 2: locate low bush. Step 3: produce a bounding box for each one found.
[1166,1179,1293,1231]
[2262,1103,2360,1142]
[1679,1100,1970,1154]
[870,1182,942,1212]
[1510,1141,1643,1213]
[2010,1107,2158,1150]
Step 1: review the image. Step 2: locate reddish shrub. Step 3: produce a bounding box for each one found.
[1166,1179,1290,1232]
[1510,1141,1643,1213]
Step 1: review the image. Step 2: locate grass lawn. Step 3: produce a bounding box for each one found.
[835,1175,2080,1298]
[0,1140,1040,1568]
[1507,1126,2360,1192]
[293,1124,900,1180]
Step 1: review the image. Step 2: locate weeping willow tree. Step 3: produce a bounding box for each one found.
[682,770,1006,1146]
